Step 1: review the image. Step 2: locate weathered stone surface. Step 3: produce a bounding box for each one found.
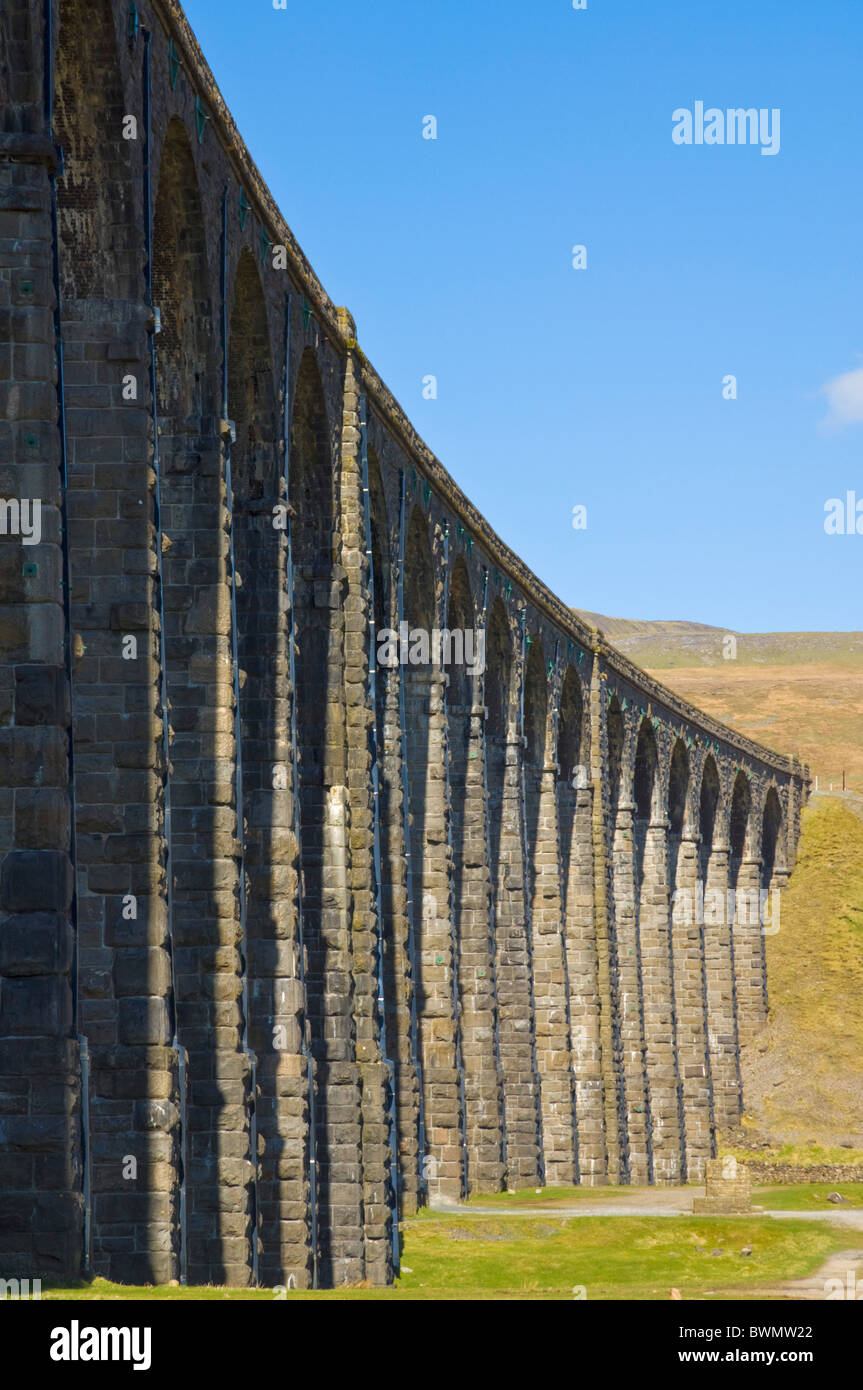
[0,851,73,913]
[0,0,807,1293]
[14,665,70,725]
[0,912,73,976]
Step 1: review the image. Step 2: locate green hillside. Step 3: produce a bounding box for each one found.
[736,795,863,1152]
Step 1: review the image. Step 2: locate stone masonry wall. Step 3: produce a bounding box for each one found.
[0,0,809,1288]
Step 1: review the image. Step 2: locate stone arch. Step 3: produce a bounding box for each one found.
[402,500,437,1059]
[556,664,605,1181]
[290,342,339,782]
[228,254,280,655]
[634,718,684,1184]
[557,665,585,917]
[667,738,713,1180]
[523,637,575,1182]
[557,667,584,787]
[484,596,513,893]
[151,112,218,819]
[666,739,692,1007]
[700,753,741,1125]
[402,504,436,994]
[698,755,721,874]
[604,694,628,1178]
[607,706,657,1185]
[292,349,335,573]
[290,345,349,1282]
[227,250,294,1285]
[668,739,690,838]
[485,598,512,739]
[404,503,462,1195]
[226,278,281,934]
[606,695,625,814]
[760,785,784,890]
[730,772,768,1042]
[367,451,420,1211]
[153,117,215,424]
[729,771,752,868]
[483,599,542,1184]
[228,251,277,497]
[404,507,435,632]
[55,0,138,301]
[368,448,389,638]
[366,449,390,838]
[446,557,474,711]
[523,638,547,768]
[633,719,658,826]
[153,118,240,1286]
[445,556,501,1190]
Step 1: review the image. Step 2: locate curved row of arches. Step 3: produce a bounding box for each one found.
[372,491,792,1197]
[603,699,786,1183]
[28,0,804,1292]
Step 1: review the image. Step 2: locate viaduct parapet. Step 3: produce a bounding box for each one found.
[0,0,808,1288]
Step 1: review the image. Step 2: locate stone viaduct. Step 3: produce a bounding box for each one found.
[1,0,808,1288]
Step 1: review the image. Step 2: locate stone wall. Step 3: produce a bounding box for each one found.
[0,0,809,1288]
[743,1164,863,1185]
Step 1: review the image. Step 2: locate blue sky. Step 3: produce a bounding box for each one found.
[183,0,863,632]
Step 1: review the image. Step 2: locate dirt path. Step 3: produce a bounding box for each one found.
[433,1191,863,1225]
[809,788,863,820]
[758,1247,863,1300]
[431,1187,693,1218]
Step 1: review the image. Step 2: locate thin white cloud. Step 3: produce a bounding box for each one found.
[819,364,863,431]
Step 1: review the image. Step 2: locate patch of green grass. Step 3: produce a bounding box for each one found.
[41,1214,851,1301]
[43,1277,275,1301]
[394,1215,848,1300]
[754,1183,863,1211]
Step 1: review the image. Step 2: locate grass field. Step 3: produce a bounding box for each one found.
[643,662,863,791]
[40,1206,855,1301]
[470,1181,863,1213]
[754,1184,863,1211]
[391,1212,849,1301]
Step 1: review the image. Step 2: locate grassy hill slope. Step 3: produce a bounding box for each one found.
[736,795,863,1151]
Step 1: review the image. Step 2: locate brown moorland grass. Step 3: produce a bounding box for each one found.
[644,661,863,791]
[571,613,863,790]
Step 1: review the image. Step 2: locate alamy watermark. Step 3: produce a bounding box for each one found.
[377,624,485,675]
[1,1277,41,1300]
[50,1322,152,1371]
[824,1269,863,1300]
[824,491,863,535]
[672,882,780,935]
[672,103,780,157]
[0,498,41,545]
